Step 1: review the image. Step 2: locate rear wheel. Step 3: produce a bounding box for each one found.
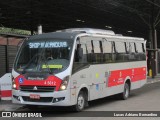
[119,82,130,100]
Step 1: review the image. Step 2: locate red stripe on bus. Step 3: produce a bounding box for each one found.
[0,90,12,97]
[108,67,146,87]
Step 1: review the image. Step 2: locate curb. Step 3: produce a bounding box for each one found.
[146,79,160,84]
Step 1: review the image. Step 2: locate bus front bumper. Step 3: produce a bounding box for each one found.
[12,89,73,106]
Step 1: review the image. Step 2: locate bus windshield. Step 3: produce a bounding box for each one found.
[15,39,73,74]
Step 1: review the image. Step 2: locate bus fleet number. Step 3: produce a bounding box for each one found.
[44,81,56,85]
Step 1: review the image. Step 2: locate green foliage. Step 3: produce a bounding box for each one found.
[0,27,31,35]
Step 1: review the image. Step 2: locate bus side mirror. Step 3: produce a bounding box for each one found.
[78,48,83,59]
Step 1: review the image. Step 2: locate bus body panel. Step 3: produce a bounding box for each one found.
[12,28,147,107]
[70,61,146,102]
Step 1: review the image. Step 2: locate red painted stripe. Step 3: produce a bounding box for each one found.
[0,90,12,97]
[108,67,147,87]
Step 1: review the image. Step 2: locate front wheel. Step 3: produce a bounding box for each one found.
[72,91,86,112]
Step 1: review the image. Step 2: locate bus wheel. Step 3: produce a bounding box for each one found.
[73,91,86,112]
[119,82,130,100]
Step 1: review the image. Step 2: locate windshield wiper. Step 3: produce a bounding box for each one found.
[22,53,40,74]
[37,41,52,74]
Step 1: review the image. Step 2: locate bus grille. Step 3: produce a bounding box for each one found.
[22,96,53,103]
[20,85,55,92]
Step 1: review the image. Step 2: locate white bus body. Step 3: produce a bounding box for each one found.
[12,28,147,111]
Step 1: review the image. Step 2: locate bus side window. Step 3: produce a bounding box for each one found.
[86,40,93,63]
[129,42,136,61]
[114,41,126,62]
[125,42,130,53]
[73,42,88,74]
[103,41,112,62]
[93,40,101,63]
[136,42,146,60]
[80,44,87,63]
[130,42,136,53]
[125,42,130,59]
[76,43,87,63]
[136,43,143,53]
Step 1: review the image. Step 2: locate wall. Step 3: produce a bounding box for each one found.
[0,36,24,77]
[0,36,22,46]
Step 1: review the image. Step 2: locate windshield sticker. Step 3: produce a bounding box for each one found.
[29,42,67,48]
[42,65,63,69]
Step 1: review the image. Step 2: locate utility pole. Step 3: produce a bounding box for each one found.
[30,0,34,35]
[149,0,158,78]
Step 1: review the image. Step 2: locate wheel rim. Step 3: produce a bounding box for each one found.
[124,86,129,98]
[77,95,85,110]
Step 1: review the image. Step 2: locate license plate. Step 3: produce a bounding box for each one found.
[30,94,40,99]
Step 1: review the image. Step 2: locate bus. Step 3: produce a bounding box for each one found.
[12,28,147,111]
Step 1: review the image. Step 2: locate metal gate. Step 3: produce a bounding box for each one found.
[0,45,18,77]
[0,46,6,77]
[8,46,17,72]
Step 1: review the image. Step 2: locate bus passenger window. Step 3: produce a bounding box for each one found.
[93,41,101,63]
[130,42,136,53]
[129,42,136,61]
[103,41,112,62]
[125,42,130,53]
[73,43,88,74]
[135,43,146,60]
[115,41,126,62]
[75,44,87,63]
[136,43,143,53]
[86,41,93,63]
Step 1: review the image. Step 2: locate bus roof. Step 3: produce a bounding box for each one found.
[57,28,115,35]
[28,32,80,41]
[28,28,144,42]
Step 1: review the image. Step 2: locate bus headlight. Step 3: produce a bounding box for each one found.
[12,79,17,89]
[59,76,69,91]
[13,83,17,89]
[60,85,66,90]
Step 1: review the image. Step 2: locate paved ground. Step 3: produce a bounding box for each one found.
[0,76,160,119]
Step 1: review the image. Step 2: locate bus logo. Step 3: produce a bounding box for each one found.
[33,86,38,90]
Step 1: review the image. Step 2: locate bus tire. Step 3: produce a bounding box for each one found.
[73,91,86,112]
[119,82,130,100]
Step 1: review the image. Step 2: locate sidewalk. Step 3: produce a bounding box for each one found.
[147,74,160,84]
[0,100,23,111]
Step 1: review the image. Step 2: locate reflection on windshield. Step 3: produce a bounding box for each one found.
[15,40,73,74]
